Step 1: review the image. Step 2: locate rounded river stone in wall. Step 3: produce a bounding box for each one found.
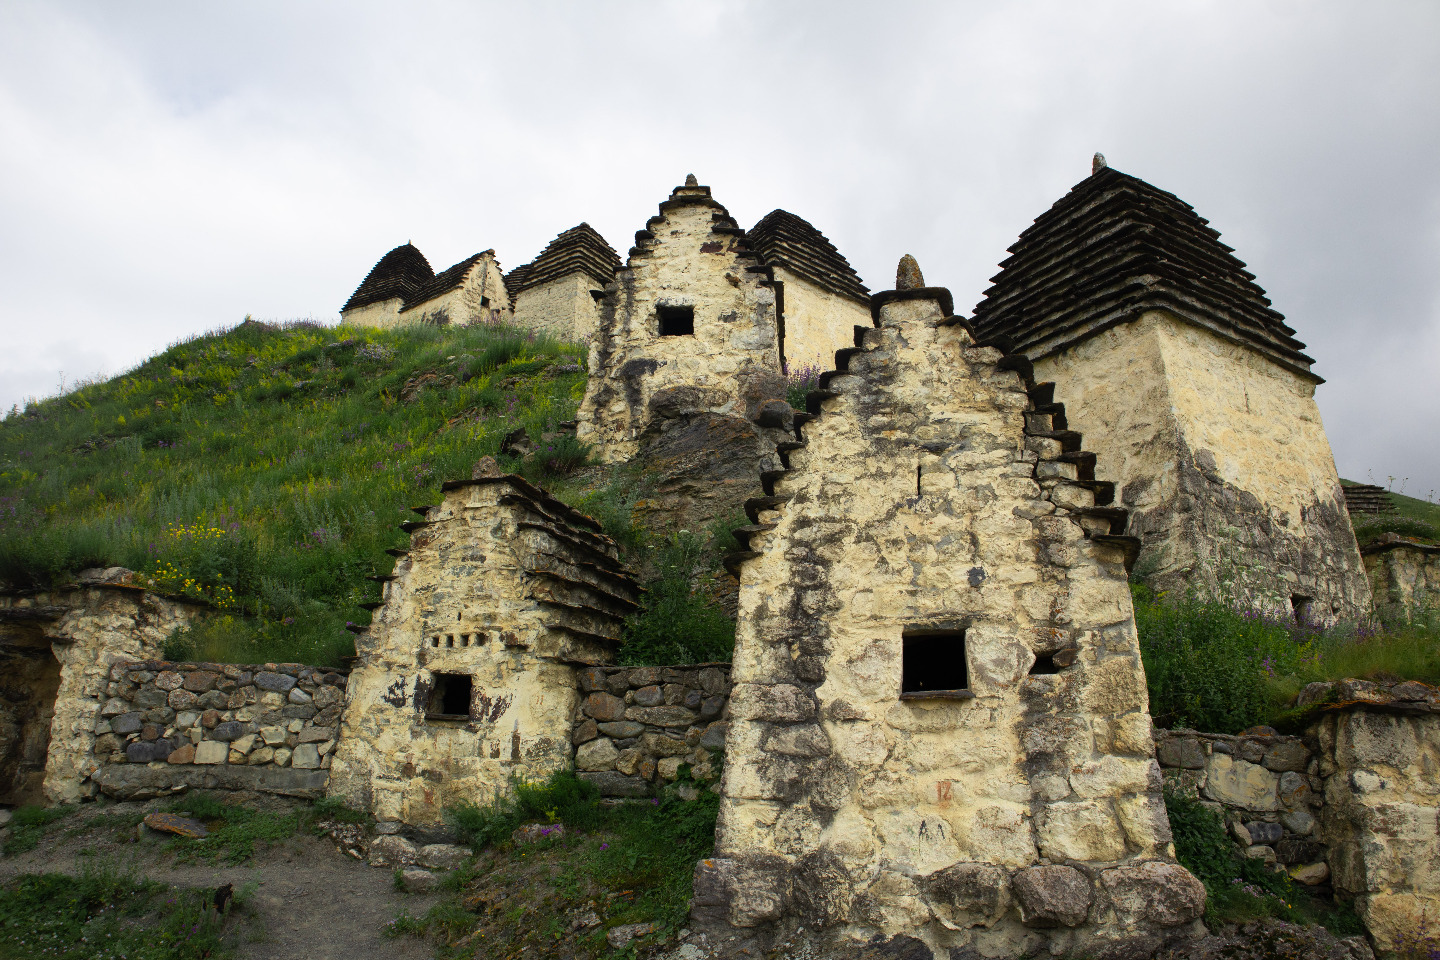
[254,671,297,693]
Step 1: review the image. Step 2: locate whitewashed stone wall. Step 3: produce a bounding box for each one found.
[328,475,638,826]
[399,255,510,327]
[701,279,1204,957]
[577,180,784,464]
[1034,311,1371,621]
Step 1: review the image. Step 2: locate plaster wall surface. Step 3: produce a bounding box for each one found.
[328,478,633,826]
[0,587,203,804]
[1035,311,1369,620]
[512,273,602,344]
[774,267,870,374]
[577,185,782,464]
[704,290,1202,956]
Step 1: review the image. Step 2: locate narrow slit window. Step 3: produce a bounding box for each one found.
[1029,652,1060,675]
[658,305,695,337]
[427,673,473,719]
[900,629,969,698]
[446,634,455,648]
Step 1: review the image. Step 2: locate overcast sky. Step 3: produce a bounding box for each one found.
[1,1,1437,493]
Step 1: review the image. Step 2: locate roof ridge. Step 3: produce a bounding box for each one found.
[747,209,870,304]
[342,243,434,313]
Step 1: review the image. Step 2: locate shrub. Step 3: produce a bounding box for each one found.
[1134,586,1312,733]
[785,363,823,410]
[619,532,736,665]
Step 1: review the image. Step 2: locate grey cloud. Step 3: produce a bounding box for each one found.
[0,0,1436,488]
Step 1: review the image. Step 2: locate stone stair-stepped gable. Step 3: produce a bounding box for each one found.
[326,473,641,827]
[1343,484,1396,516]
[698,261,1204,958]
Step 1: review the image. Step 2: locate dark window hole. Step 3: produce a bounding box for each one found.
[658,305,695,337]
[1029,652,1060,675]
[901,630,968,697]
[1291,594,1312,624]
[427,673,472,719]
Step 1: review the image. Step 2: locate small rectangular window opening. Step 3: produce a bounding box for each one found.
[1291,595,1313,625]
[427,673,473,719]
[480,296,490,307]
[1029,652,1060,675]
[658,305,695,337]
[901,629,969,698]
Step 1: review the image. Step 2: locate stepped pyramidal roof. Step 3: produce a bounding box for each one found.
[746,209,870,304]
[341,243,434,313]
[971,163,1318,380]
[505,223,621,296]
[403,251,495,309]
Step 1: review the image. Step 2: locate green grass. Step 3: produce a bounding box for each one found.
[0,318,587,666]
[439,769,720,947]
[617,528,738,666]
[1136,586,1440,733]
[156,793,367,864]
[1,805,73,856]
[0,862,229,959]
[1164,787,1362,934]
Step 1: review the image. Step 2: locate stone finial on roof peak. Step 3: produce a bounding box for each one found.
[685,173,698,186]
[1092,152,1108,175]
[896,254,925,290]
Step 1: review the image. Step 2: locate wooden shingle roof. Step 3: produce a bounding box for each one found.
[971,166,1318,380]
[341,243,434,313]
[505,223,620,297]
[747,210,870,305]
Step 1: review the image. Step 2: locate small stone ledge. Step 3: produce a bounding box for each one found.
[92,761,328,800]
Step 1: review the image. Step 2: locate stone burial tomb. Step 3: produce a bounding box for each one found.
[327,473,640,827]
[695,259,1206,958]
[972,156,1370,622]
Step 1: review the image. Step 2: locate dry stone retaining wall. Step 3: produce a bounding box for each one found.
[88,659,346,800]
[1303,680,1440,951]
[1362,537,1440,615]
[1154,728,1326,875]
[572,664,730,798]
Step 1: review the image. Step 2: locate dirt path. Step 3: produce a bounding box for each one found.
[0,804,442,960]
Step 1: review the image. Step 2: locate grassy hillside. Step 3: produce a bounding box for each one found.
[1340,478,1440,545]
[0,319,599,666]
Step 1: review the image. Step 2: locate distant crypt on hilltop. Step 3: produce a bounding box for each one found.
[338,163,1368,621]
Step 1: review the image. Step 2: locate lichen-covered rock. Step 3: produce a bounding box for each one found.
[1012,865,1092,928]
[1099,861,1206,927]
